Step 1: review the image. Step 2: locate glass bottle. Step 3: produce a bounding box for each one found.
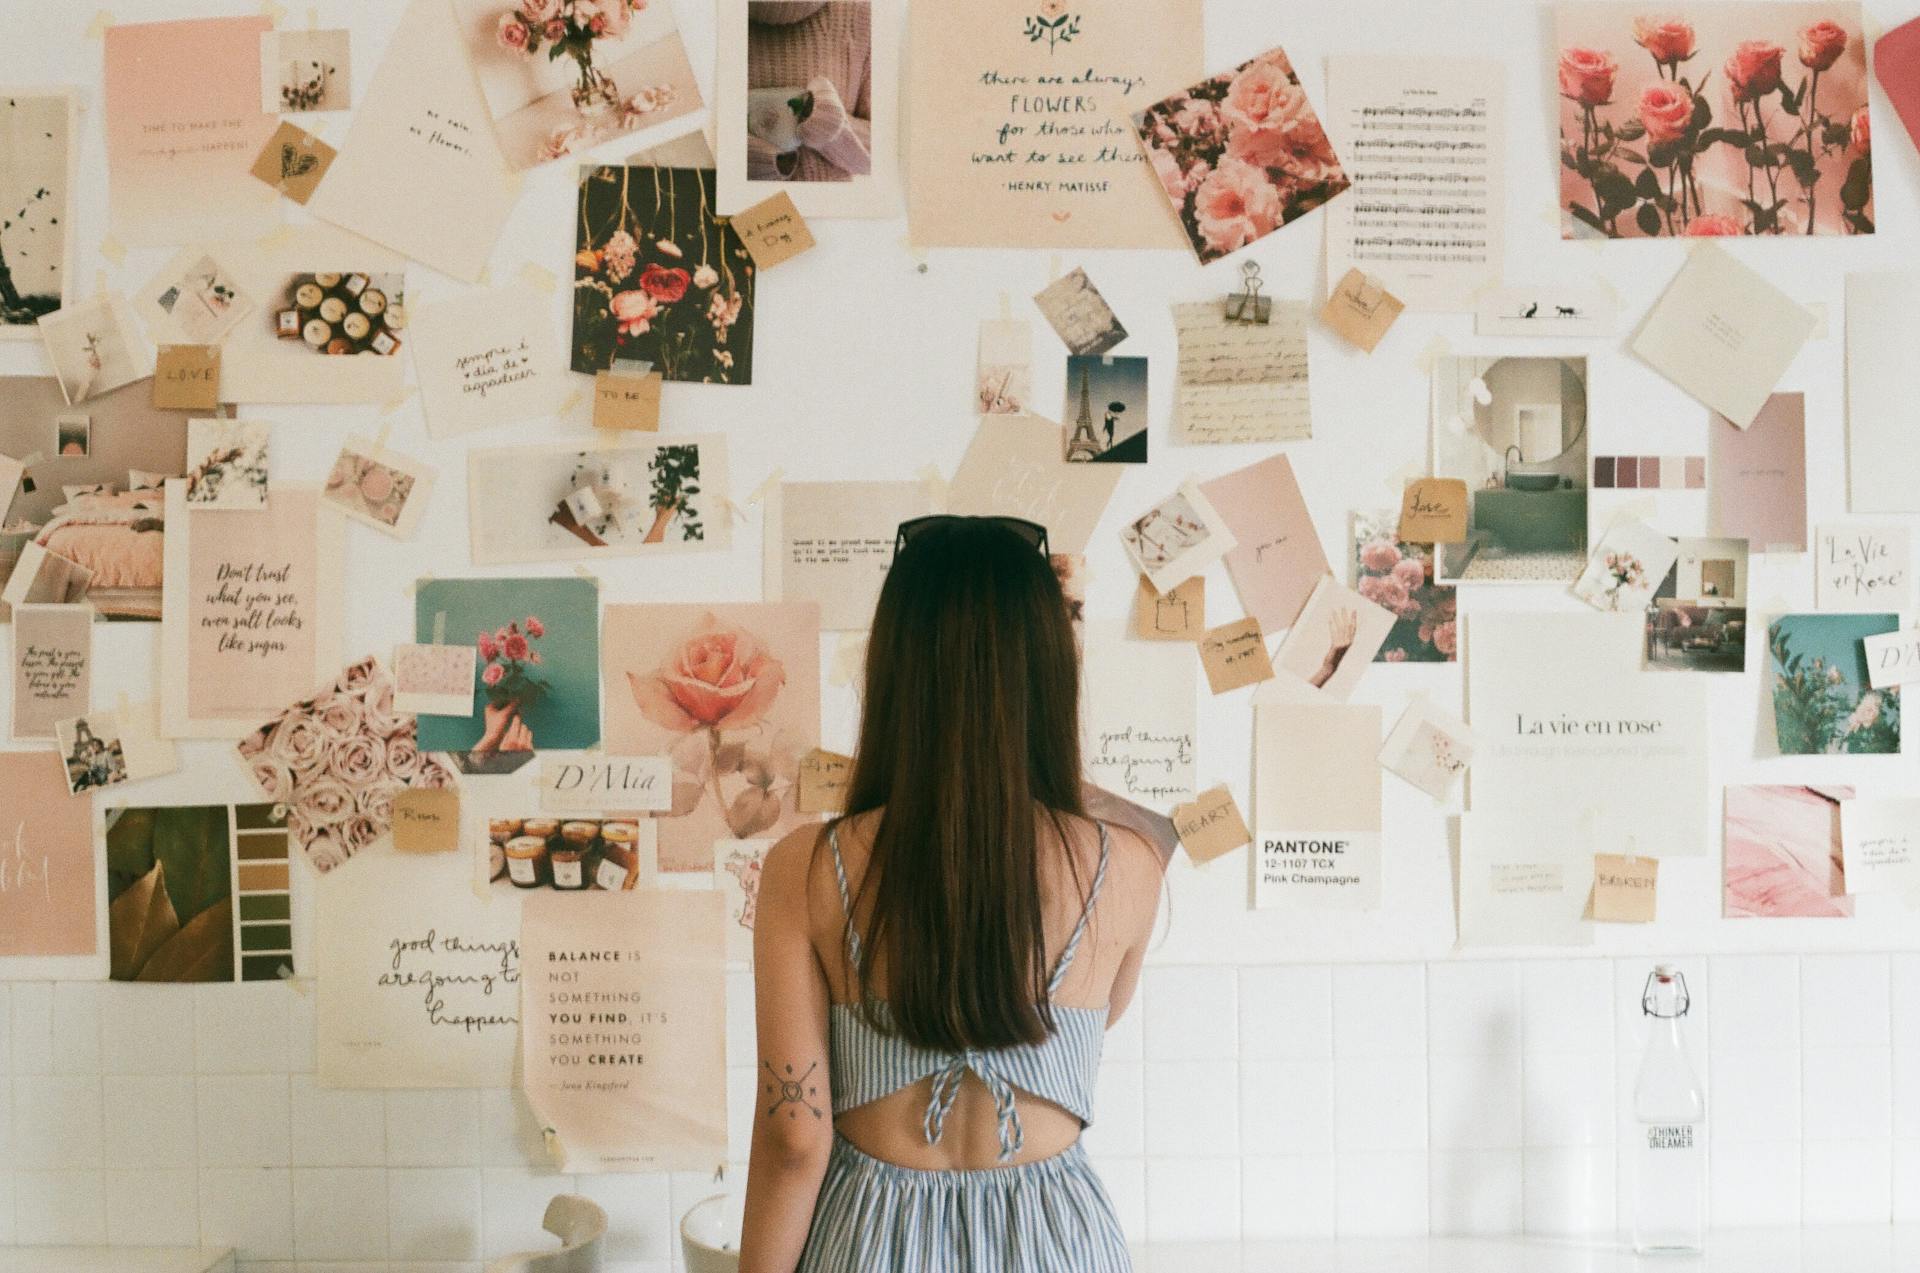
[1632,964,1706,1255]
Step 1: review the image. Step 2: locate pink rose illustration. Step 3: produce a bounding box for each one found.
[1558,46,1618,106]
[1632,17,1696,65]
[1851,105,1870,154]
[1219,59,1303,135]
[385,735,422,782]
[1192,157,1282,259]
[628,616,787,733]
[526,615,546,638]
[483,663,505,687]
[1390,556,1426,592]
[328,734,386,787]
[1725,41,1784,101]
[1638,83,1694,145]
[1798,20,1847,72]
[496,14,531,51]
[300,777,355,827]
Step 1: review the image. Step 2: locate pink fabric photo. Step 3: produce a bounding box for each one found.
[1723,784,1853,917]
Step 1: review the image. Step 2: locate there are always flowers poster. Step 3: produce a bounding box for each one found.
[572,164,756,383]
[1555,3,1872,237]
[602,602,820,872]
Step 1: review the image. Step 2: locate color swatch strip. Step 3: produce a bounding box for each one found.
[1593,455,1705,490]
[232,803,294,983]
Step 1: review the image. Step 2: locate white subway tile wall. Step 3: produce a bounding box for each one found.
[0,953,1914,1268]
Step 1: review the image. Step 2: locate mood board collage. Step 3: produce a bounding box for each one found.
[1,0,1919,1172]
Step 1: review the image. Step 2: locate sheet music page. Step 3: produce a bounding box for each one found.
[1172,301,1311,446]
[1324,55,1504,313]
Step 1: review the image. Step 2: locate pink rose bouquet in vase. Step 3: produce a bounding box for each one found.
[626,614,803,840]
[496,0,650,118]
[477,617,549,714]
[1132,47,1349,265]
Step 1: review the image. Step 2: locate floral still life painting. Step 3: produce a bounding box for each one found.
[236,657,456,872]
[572,164,755,383]
[1555,3,1873,237]
[1132,46,1350,265]
[1352,512,1458,663]
[1767,613,1900,755]
[603,603,820,873]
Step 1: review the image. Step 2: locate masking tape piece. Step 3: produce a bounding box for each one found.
[98,236,126,266]
[517,261,558,294]
[1414,334,1452,377]
[85,10,113,38]
[259,0,286,23]
[743,467,785,507]
[380,387,417,417]
[828,632,867,687]
[558,389,584,417]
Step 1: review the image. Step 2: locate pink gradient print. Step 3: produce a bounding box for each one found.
[1723,783,1854,917]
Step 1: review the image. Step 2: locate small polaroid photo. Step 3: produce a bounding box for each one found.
[321,434,434,538]
[392,643,477,717]
[54,413,90,458]
[1571,517,1678,614]
[1379,695,1477,803]
[54,701,177,796]
[1120,480,1236,594]
[184,419,271,510]
[37,292,156,406]
[1034,267,1127,356]
[977,318,1031,415]
[134,247,254,345]
[261,28,351,113]
[1265,574,1395,703]
[1,541,93,608]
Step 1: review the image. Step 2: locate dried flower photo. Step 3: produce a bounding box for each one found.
[1379,696,1476,802]
[1121,482,1235,594]
[1556,2,1873,237]
[235,656,457,873]
[184,419,271,510]
[1132,46,1350,264]
[261,28,351,113]
[1572,517,1678,612]
[468,437,728,565]
[602,602,821,872]
[135,248,253,345]
[0,89,76,338]
[322,435,433,538]
[572,165,755,383]
[37,292,154,406]
[1768,613,1901,755]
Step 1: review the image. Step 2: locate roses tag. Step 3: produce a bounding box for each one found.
[393,788,459,854]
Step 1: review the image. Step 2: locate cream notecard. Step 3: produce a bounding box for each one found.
[307,0,520,282]
[1630,245,1816,429]
[1815,523,1911,611]
[1082,634,1197,810]
[1863,627,1920,690]
[409,283,567,439]
[1840,797,1920,896]
[1458,808,1595,948]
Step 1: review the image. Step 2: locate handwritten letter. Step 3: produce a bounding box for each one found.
[1172,302,1310,445]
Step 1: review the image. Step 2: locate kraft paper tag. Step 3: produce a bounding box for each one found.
[1321,269,1404,353]
[1398,478,1469,544]
[248,120,336,205]
[798,748,853,814]
[152,345,221,410]
[1133,575,1204,641]
[593,371,662,431]
[1199,617,1274,694]
[1590,853,1657,923]
[729,192,815,269]
[1171,785,1252,865]
[392,788,459,854]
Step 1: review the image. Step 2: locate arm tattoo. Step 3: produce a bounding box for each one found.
[762,1060,826,1121]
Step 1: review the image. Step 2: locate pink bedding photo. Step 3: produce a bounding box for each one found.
[33,491,165,618]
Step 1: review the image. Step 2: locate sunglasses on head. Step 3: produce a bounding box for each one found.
[893,515,1050,560]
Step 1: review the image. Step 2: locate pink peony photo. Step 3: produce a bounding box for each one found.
[1556,2,1873,238]
[1132,46,1350,264]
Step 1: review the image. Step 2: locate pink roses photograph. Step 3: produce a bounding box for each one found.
[1132,46,1350,264]
[1556,3,1873,237]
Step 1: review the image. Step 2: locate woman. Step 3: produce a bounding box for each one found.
[739,516,1163,1272]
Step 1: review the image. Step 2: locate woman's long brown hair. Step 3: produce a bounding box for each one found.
[832,518,1086,1051]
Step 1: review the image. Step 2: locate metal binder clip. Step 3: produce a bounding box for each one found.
[1225,260,1271,324]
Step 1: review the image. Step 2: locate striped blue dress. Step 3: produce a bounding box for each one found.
[796,824,1130,1273]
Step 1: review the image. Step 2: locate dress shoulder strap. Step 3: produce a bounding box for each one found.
[826,824,863,973]
[1045,821,1111,995]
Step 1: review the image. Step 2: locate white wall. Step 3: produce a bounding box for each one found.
[3,0,1920,1266]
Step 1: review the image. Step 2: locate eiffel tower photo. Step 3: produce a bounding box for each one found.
[1065,361,1103,461]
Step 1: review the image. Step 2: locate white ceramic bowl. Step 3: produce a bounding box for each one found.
[681,1192,745,1273]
